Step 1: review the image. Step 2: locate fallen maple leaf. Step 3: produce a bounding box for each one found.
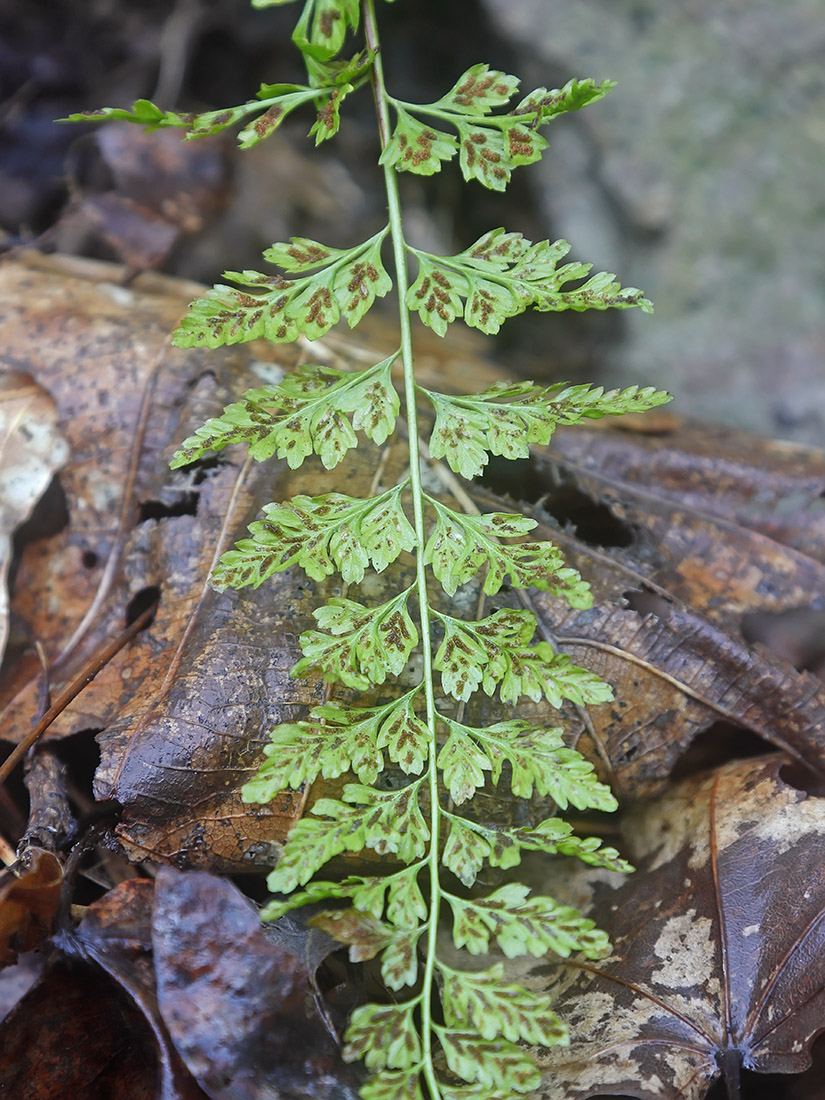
[527,756,825,1099]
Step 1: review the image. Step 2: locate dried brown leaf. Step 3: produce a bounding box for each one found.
[0,960,159,1100]
[0,371,69,661]
[463,420,825,797]
[0,849,63,965]
[527,757,825,1099]
[152,866,362,1099]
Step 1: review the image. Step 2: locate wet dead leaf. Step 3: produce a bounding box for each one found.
[0,848,63,965]
[466,417,825,797]
[0,371,69,662]
[152,866,362,1099]
[65,878,208,1100]
[528,756,825,1099]
[547,418,825,563]
[0,960,159,1100]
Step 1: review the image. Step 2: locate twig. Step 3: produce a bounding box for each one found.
[0,600,158,789]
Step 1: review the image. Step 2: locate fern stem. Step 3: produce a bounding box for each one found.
[364,2,442,1095]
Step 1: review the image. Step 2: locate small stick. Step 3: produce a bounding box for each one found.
[0,601,157,789]
[21,750,76,854]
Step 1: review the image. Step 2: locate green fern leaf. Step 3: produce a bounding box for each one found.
[423,374,670,477]
[379,104,458,176]
[440,815,492,887]
[262,863,427,926]
[513,76,615,120]
[266,780,427,893]
[62,85,319,146]
[439,962,566,1046]
[433,608,613,705]
[338,782,429,862]
[310,908,422,989]
[423,497,591,605]
[292,590,418,689]
[310,907,395,961]
[308,84,348,143]
[435,1029,540,1093]
[173,229,390,347]
[379,931,423,990]
[447,719,618,808]
[359,1070,425,1100]
[376,693,431,774]
[407,229,653,338]
[210,483,414,589]
[258,877,359,921]
[170,355,398,470]
[455,122,512,191]
[387,72,613,192]
[384,865,428,926]
[433,64,521,115]
[441,814,630,888]
[289,0,360,62]
[343,1002,422,1071]
[446,883,610,959]
[301,46,375,92]
[436,723,492,806]
[240,715,383,794]
[241,692,424,801]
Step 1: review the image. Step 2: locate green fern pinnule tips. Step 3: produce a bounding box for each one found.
[169,353,399,471]
[406,233,657,337]
[422,380,671,479]
[432,607,612,706]
[171,229,392,349]
[423,499,593,602]
[209,484,415,590]
[239,690,429,799]
[291,590,419,690]
[386,68,617,192]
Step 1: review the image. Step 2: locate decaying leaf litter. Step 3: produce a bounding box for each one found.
[1,252,825,1097]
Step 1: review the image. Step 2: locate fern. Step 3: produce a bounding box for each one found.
[73,2,671,1096]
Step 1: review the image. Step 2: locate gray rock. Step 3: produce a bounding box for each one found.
[483,0,825,442]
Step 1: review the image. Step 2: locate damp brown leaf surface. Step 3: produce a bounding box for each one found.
[0,252,479,871]
[0,252,326,869]
[0,254,379,870]
[527,756,825,1099]
[151,867,362,1099]
[475,415,825,798]
[3,251,825,870]
[0,371,69,662]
